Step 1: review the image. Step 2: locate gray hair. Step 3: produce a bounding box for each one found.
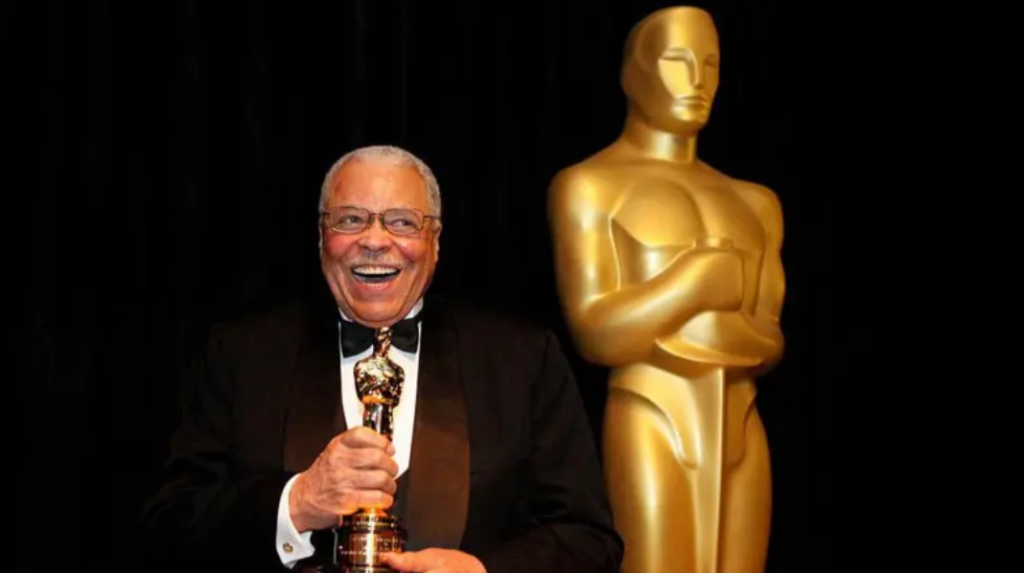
[318,145,441,217]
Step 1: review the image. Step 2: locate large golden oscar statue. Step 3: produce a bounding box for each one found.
[548,7,785,573]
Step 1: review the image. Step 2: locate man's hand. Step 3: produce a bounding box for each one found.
[288,426,398,532]
[381,549,486,573]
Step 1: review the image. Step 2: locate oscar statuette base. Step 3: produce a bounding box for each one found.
[336,509,407,573]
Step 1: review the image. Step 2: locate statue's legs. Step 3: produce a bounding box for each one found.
[720,378,771,573]
[604,367,771,573]
[604,380,695,573]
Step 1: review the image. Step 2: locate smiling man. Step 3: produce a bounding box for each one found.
[140,145,623,573]
[319,149,441,329]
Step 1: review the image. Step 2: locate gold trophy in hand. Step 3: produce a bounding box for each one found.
[337,326,407,572]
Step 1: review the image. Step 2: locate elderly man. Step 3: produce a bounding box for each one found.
[140,145,623,573]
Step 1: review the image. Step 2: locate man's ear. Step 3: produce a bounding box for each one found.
[318,219,328,252]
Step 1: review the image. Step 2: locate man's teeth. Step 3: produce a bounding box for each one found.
[353,266,399,276]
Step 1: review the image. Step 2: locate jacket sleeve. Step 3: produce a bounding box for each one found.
[138,323,293,573]
[476,330,624,573]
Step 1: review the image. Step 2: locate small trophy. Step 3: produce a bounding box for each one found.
[336,326,407,572]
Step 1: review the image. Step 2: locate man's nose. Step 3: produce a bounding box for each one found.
[357,217,392,250]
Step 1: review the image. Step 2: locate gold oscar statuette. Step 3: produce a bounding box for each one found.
[548,6,785,573]
[336,326,407,573]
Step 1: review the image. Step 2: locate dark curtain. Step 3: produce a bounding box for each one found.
[10,1,832,571]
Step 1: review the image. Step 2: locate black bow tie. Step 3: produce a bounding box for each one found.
[340,317,420,356]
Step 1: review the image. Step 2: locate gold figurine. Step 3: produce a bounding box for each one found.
[354,327,405,440]
[337,326,407,572]
[548,6,785,573]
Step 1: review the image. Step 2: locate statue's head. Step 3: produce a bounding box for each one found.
[621,6,720,135]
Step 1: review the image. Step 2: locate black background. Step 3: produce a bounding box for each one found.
[11,1,834,571]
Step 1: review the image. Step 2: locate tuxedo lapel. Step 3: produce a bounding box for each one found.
[402,300,470,550]
[284,305,347,474]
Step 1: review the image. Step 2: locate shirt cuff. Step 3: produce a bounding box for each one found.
[276,473,316,567]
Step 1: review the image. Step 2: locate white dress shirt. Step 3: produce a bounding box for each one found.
[274,300,422,567]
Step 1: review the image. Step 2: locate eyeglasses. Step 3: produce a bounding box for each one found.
[321,206,440,236]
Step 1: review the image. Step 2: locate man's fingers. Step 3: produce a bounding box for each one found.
[339,427,394,451]
[380,550,434,572]
[357,490,394,510]
[379,552,413,572]
[337,490,393,515]
[352,469,397,494]
[381,548,483,573]
[344,447,399,474]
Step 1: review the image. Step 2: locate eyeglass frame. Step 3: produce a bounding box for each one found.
[319,204,442,237]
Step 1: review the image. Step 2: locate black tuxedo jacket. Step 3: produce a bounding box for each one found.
[139,293,623,573]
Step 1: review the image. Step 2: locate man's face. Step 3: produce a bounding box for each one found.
[623,9,720,133]
[319,158,440,328]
